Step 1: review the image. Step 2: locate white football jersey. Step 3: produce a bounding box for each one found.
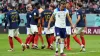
[53,8,69,28]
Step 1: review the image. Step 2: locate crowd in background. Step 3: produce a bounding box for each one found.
[0,0,100,13]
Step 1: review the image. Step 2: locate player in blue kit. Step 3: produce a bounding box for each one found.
[64,2,73,51]
[25,4,34,49]
[41,4,54,50]
[4,4,25,51]
[48,1,73,56]
[73,3,86,52]
[27,3,40,49]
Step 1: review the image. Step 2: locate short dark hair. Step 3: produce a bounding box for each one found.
[60,1,66,4]
[45,4,49,9]
[35,2,40,9]
[7,3,14,9]
[77,2,83,7]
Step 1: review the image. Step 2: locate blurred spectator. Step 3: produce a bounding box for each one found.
[0,0,100,14]
[97,0,100,6]
[0,10,5,26]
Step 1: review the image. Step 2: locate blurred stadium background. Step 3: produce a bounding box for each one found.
[0,0,100,34]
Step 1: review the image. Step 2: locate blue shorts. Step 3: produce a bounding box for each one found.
[55,27,67,38]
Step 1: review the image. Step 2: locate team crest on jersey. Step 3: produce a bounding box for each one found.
[58,15,60,17]
[29,15,32,18]
[82,10,85,13]
[34,13,36,15]
[76,12,79,14]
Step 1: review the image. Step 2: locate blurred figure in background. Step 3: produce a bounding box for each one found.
[95,14,100,27]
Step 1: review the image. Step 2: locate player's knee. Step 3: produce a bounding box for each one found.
[56,36,60,42]
[59,38,64,44]
[80,32,84,37]
[34,32,38,34]
[67,35,70,38]
[73,33,77,37]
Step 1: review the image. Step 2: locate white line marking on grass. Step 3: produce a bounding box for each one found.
[67,51,100,55]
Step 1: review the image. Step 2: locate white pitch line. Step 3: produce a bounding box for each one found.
[67,51,100,55]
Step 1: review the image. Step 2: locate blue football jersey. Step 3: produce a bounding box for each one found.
[76,9,86,27]
[30,8,39,25]
[41,9,54,27]
[5,10,20,29]
[26,11,32,28]
[66,9,72,26]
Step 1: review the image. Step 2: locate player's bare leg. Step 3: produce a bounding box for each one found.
[38,34,45,49]
[38,26,45,49]
[14,36,26,51]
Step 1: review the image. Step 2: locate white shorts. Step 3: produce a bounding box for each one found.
[30,25,38,34]
[26,28,32,35]
[8,28,19,37]
[44,27,54,34]
[66,26,71,35]
[73,27,85,34]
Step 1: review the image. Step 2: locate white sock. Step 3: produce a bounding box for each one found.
[21,43,24,46]
[81,44,84,48]
[27,44,29,46]
[34,44,37,46]
[55,36,60,52]
[60,42,64,53]
[55,42,59,51]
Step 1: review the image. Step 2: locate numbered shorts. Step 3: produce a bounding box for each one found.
[30,25,38,34]
[44,27,54,34]
[55,27,66,38]
[26,28,32,35]
[8,28,19,37]
[73,27,85,34]
[66,26,71,35]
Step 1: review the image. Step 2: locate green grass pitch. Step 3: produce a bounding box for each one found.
[0,34,100,56]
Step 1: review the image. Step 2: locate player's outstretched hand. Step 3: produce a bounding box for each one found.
[71,24,75,29]
[4,29,6,32]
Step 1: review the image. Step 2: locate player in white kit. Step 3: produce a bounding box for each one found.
[48,1,73,56]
